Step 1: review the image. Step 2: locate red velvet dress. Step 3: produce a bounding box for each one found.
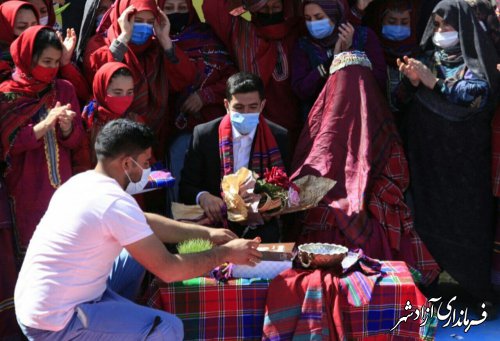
[291,56,440,286]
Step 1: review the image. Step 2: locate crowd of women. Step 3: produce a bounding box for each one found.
[1,0,499,338]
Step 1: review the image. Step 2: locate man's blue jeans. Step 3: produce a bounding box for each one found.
[18,250,183,340]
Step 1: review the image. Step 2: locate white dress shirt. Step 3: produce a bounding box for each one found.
[196,126,257,204]
[232,125,257,172]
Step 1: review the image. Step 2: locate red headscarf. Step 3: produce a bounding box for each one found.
[97,0,170,131]
[91,61,133,124]
[0,1,38,45]
[232,0,300,85]
[0,0,57,27]
[33,0,55,27]
[0,25,59,163]
[1,25,58,95]
[106,0,159,52]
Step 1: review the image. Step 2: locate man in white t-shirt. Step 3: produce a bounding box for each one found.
[15,119,263,340]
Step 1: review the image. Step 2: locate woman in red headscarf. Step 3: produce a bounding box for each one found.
[292,51,440,286]
[0,25,84,255]
[86,0,197,160]
[0,0,55,25]
[159,0,238,201]
[161,0,237,132]
[82,61,137,165]
[0,1,91,102]
[0,1,38,81]
[24,0,55,26]
[202,0,302,145]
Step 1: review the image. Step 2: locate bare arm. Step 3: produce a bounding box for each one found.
[144,212,236,245]
[125,234,261,283]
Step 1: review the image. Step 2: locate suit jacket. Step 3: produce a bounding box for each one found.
[179,117,290,205]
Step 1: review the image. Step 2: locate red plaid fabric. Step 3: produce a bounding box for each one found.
[299,143,440,286]
[148,277,270,340]
[148,260,434,340]
[340,262,434,340]
[263,261,435,340]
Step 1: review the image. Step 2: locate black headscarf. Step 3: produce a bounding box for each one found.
[420,0,498,89]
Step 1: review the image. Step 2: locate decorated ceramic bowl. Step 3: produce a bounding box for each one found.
[297,243,348,269]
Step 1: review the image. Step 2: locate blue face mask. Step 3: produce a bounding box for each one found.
[306,18,335,40]
[230,112,260,135]
[130,23,154,45]
[381,25,411,41]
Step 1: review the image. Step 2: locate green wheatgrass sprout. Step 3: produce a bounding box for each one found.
[177,239,214,254]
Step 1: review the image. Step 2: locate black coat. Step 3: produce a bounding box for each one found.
[179,117,290,205]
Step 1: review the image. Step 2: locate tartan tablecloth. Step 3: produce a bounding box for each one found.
[148,261,435,341]
[148,277,271,340]
[339,261,435,340]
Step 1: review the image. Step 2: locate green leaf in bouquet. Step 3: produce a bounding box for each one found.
[254,179,285,198]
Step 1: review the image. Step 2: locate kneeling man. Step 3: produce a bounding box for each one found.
[15,119,262,340]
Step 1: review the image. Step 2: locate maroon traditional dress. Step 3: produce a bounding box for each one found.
[291,52,440,286]
[0,26,84,253]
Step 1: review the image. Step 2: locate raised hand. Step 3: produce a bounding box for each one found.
[57,28,77,66]
[154,7,173,50]
[118,6,136,42]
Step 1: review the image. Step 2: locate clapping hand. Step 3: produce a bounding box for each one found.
[334,23,355,55]
[57,104,76,137]
[35,102,74,139]
[397,56,420,87]
[407,58,437,89]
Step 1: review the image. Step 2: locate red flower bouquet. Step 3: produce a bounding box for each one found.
[220,167,336,225]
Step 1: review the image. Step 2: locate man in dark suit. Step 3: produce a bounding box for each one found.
[179,72,290,242]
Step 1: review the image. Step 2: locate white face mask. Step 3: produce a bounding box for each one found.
[124,158,151,195]
[39,16,49,26]
[432,31,459,49]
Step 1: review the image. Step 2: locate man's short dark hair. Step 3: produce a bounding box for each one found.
[225,72,265,101]
[94,119,155,161]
